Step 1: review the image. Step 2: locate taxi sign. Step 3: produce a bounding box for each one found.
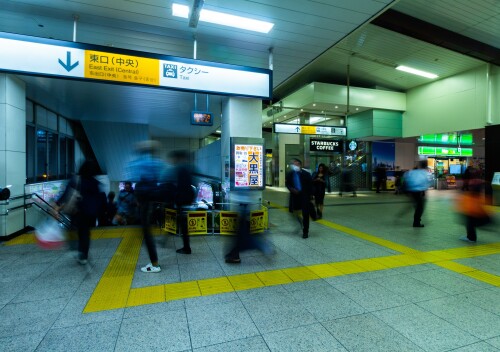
[0,32,271,99]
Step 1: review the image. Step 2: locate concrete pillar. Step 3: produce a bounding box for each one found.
[221,97,262,207]
[0,74,26,237]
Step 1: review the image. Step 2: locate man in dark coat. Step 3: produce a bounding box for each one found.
[285,158,313,238]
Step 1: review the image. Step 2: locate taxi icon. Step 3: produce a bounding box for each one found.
[165,69,176,77]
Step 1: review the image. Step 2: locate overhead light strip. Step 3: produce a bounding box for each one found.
[396,65,438,79]
[172,3,274,33]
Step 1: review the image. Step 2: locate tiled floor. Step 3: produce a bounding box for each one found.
[1,188,499,351]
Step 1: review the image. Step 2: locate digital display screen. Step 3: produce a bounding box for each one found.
[191,111,213,126]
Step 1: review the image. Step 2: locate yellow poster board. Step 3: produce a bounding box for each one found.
[187,211,207,235]
[250,210,266,234]
[219,211,239,235]
[163,208,177,234]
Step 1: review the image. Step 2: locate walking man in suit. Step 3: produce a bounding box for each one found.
[286,158,313,238]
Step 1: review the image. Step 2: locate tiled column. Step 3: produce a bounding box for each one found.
[0,74,26,237]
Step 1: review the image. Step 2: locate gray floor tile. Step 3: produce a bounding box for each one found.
[186,300,259,348]
[35,320,120,352]
[242,293,317,333]
[0,298,68,338]
[131,262,181,288]
[221,256,267,276]
[334,279,409,311]
[123,300,185,319]
[449,341,500,352]
[193,336,270,352]
[179,260,225,282]
[486,336,500,349]
[263,323,347,352]
[236,285,288,302]
[322,313,425,352]
[455,288,500,317]
[373,273,449,302]
[408,268,488,294]
[373,303,479,352]
[0,332,45,352]
[417,296,500,340]
[281,278,330,293]
[116,309,191,352]
[0,280,31,305]
[184,292,240,308]
[288,285,366,321]
[0,262,52,283]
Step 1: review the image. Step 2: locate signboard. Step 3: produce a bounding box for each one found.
[187,211,207,235]
[274,123,346,136]
[310,139,343,152]
[0,32,271,99]
[163,209,177,234]
[230,137,265,191]
[418,146,473,157]
[219,211,239,235]
[250,210,266,233]
[418,133,473,145]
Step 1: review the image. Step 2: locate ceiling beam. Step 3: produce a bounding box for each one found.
[372,10,500,66]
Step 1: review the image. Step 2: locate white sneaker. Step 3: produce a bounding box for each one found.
[141,263,161,273]
[459,236,476,243]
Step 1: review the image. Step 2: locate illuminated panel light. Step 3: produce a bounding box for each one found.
[172,4,274,33]
[310,116,326,124]
[396,65,438,79]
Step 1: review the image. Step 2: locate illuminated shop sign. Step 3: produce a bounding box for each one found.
[418,146,473,157]
[0,32,271,99]
[310,139,343,152]
[418,133,473,145]
[230,137,265,191]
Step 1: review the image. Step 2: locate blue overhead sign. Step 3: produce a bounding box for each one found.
[0,32,272,99]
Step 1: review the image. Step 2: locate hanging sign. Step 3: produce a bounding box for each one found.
[274,123,346,136]
[0,32,272,99]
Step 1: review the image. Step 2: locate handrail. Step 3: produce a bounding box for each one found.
[29,201,72,229]
[30,193,72,225]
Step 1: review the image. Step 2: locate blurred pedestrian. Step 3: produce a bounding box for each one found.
[312,163,329,219]
[56,159,104,265]
[404,160,430,227]
[456,171,492,242]
[170,150,196,255]
[375,166,387,193]
[126,140,173,273]
[113,181,138,225]
[285,158,313,238]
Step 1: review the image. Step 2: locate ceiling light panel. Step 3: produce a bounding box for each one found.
[172,4,274,33]
[396,65,438,79]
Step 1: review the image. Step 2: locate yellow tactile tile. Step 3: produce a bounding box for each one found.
[391,254,428,266]
[424,250,460,261]
[407,252,444,263]
[282,266,320,282]
[127,285,165,307]
[198,277,234,296]
[331,261,365,275]
[307,264,343,278]
[463,271,500,287]
[434,261,476,273]
[353,258,389,271]
[370,256,409,269]
[3,233,36,245]
[228,273,265,291]
[256,270,293,286]
[165,281,201,301]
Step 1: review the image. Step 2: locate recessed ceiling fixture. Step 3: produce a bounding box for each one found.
[396,65,438,79]
[172,3,274,33]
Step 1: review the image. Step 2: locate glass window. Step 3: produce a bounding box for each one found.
[67,138,75,175]
[47,131,58,180]
[59,137,67,179]
[26,125,35,183]
[36,129,47,181]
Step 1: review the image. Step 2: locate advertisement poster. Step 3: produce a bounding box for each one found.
[234,144,263,188]
[372,142,396,190]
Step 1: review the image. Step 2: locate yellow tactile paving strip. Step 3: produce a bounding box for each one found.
[3,208,500,313]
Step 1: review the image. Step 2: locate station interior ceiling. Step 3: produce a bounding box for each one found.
[1,0,499,139]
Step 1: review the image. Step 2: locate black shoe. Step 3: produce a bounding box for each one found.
[302,234,309,238]
[225,257,241,264]
[176,247,192,254]
[413,223,424,227]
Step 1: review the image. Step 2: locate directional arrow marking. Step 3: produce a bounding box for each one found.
[58,51,79,72]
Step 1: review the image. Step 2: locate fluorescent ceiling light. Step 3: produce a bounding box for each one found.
[288,118,299,124]
[310,116,326,124]
[396,65,438,79]
[172,4,274,33]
